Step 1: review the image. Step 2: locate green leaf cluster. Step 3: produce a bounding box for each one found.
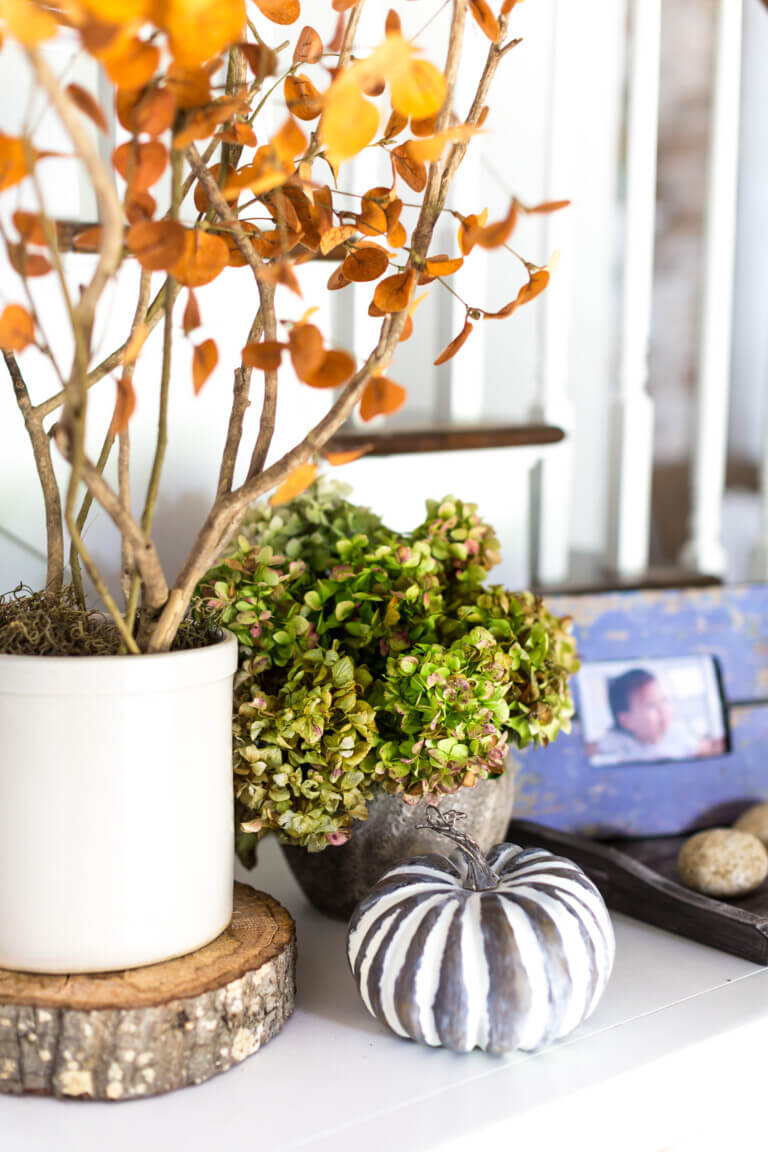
[197,479,577,857]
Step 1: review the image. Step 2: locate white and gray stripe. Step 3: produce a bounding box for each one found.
[347,841,615,1054]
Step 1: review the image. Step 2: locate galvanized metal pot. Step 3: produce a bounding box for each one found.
[280,765,517,920]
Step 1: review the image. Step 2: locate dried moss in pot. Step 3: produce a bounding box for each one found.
[0,585,221,657]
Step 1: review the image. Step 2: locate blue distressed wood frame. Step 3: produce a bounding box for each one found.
[515,584,768,837]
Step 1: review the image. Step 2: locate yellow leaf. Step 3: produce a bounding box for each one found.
[160,0,246,68]
[321,81,379,166]
[269,462,317,505]
[390,58,446,120]
[0,0,57,43]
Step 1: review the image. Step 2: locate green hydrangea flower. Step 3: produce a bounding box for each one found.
[196,479,578,860]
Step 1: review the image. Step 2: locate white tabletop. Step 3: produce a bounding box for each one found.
[4,837,768,1152]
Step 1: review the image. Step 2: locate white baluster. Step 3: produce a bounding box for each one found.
[529,0,575,588]
[681,0,744,577]
[605,0,661,579]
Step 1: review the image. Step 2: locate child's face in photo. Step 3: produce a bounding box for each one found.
[618,679,672,745]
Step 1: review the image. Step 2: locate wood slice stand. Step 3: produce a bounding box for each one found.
[0,884,295,1101]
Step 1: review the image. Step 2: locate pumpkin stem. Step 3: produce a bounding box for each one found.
[416,808,499,891]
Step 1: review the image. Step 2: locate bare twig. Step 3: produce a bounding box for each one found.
[218,307,263,495]
[120,269,151,620]
[29,46,124,617]
[69,428,114,608]
[247,282,278,480]
[51,424,169,617]
[186,143,265,281]
[3,351,63,595]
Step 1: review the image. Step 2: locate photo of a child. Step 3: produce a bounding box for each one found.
[578,657,728,767]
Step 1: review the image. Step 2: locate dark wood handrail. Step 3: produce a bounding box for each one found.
[325,422,565,457]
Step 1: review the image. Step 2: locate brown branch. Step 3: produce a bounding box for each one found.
[33,281,181,420]
[28,45,124,619]
[120,268,151,619]
[247,281,278,480]
[218,307,263,495]
[51,424,169,617]
[440,12,516,201]
[185,143,265,280]
[69,429,114,609]
[3,351,63,595]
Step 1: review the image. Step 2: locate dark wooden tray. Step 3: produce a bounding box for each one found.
[507,819,768,965]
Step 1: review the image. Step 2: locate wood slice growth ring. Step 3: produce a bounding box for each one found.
[0,884,295,1101]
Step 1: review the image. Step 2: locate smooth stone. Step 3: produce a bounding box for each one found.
[733,802,768,847]
[678,828,768,898]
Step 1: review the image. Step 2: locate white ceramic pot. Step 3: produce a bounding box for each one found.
[0,633,238,973]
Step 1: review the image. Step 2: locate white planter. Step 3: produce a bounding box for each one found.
[0,633,238,973]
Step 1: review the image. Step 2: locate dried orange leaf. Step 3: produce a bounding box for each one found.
[0,134,31,192]
[319,224,357,255]
[434,317,473,365]
[288,323,324,380]
[406,125,479,164]
[242,341,285,371]
[102,38,160,91]
[66,83,108,132]
[359,376,406,422]
[125,189,157,225]
[126,219,185,272]
[425,254,463,277]
[269,462,317,506]
[388,218,407,248]
[72,226,103,253]
[293,25,322,64]
[8,243,52,277]
[109,375,136,436]
[383,109,408,139]
[166,61,213,108]
[169,229,229,287]
[385,9,401,35]
[219,121,258,147]
[12,210,46,246]
[522,198,572,215]
[332,0,358,9]
[327,265,350,291]
[373,268,415,314]
[193,339,219,395]
[238,41,278,82]
[183,291,201,334]
[284,73,324,121]
[117,86,177,137]
[341,244,389,283]
[469,0,501,42]
[113,141,167,191]
[392,143,426,193]
[0,304,34,351]
[255,0,300,23]
[304,349,356,389]
[357,197,389,238]
[324,444,372,466]
[410,114,437,137]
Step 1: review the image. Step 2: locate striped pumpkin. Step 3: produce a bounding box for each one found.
[347,810,615,1054]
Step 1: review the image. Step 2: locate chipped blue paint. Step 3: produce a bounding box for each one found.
[517,585,768,837]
